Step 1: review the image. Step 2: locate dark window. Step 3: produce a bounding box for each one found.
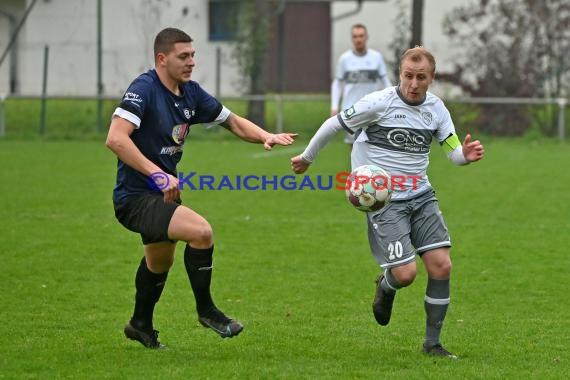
[209,0,240,41]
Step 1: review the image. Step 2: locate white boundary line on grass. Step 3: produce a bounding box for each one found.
[251,146,304,159]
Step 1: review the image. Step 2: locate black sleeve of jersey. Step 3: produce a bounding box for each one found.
[205,101,223,123]
[119,102,141,117]
[191,83,225,124]
[117,74,153,120]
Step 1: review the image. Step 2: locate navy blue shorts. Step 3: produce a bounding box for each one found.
[114,192,181,245]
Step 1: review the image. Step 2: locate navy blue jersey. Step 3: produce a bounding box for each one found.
[112,69,223,202]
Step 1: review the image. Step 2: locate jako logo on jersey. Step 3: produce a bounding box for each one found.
[172,123,189,144]
[387,128,427,147]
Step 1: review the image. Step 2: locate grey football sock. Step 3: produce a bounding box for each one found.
[380,269,403,295]
[424,278,450,348]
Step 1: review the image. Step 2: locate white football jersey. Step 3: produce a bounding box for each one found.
[333,49,391,111]
[339,86,456,200]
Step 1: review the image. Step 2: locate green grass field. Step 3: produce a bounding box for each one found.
[1,135,569,379]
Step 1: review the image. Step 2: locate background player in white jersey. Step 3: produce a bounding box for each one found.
[291,47,484,359]
[106,28,297,349]
[331,24,392,147]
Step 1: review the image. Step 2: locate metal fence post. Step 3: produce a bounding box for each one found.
[0,93,5,138]
[215,46,221,99]
[557,98,566,140]
[96,0,103,133]
[39,45,49,136]
[275,94,283,133]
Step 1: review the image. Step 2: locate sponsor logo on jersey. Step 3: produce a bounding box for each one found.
[394,114,406,119]
[387,128,429,153]
[421,111,433,126]
[171,123,189,144]
[363,125,432,154]
[124,92,142,107]
[343,106,356,119]
[160,146,184,156]
[344,70,379,84]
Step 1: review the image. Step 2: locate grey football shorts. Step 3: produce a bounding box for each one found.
[366,189,451,269]
[114,192,181,245]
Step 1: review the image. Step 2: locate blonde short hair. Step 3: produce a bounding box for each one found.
[400,46,436,74]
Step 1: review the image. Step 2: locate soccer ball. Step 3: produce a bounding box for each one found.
[345,164,392,212]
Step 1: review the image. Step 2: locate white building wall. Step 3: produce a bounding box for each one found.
[0,0,25,95]
[1,0,240,97]
[0,0,469,97]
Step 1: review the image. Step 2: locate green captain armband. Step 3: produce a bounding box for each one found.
[441,133,461,154]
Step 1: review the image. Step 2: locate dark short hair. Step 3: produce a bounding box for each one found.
[153,28,193,58]
[400,46,436,74]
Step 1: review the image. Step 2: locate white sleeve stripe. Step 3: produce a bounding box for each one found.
[215,106,231,123]
[113,107,141,129]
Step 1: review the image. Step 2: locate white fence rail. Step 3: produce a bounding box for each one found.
[229,94,568,139]
[0,94,567,139]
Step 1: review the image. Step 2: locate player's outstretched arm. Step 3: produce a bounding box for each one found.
[462,133,485,163]
[221,113,297,150]
[291,155,311,174]
[290,115,345,174]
